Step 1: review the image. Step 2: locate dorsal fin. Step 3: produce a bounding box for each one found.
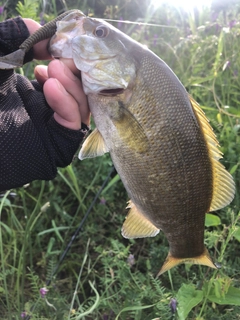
[189,96,235,211]
[122,200,160,239]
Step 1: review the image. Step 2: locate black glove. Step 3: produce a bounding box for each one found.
[0,17,88,191]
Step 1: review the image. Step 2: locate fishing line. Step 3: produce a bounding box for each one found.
[25,165,116,319]
[103,18,178,28]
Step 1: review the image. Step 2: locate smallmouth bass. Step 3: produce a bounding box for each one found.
[2,10,233,275]
[49,10,235,275]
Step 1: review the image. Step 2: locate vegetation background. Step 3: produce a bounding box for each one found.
[0,0,240,319]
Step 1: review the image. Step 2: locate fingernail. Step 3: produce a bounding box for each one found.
[35,65,48,78]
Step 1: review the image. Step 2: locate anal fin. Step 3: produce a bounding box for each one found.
[157,247,218,276]
[121,200,160,239]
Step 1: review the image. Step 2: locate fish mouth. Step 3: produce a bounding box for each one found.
[99,88,124,96]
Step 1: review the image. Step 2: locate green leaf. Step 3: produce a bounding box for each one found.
[217,113,223,124]
[75,281,100,319]
[229,163,239,175]
[233,227,240,242]
[208,286,240,305]
[0,222,13,236]
[205,214,221,227]
[102,174,120,195]
[115,304,155,320]
[0,198,11,207]
[225,107,240,117]
[176,284,203,320]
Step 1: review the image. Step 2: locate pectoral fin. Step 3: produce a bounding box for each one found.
[122,200,160,238]
[157,247,218,276]
[78,128,109,160]
[112,103,149,153]
[189,96,235,211]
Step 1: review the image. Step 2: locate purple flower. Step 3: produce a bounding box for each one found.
[127,254,135,267]
[229,20,236,29]
[118,17,123,30]
[103,310,115,319]
[153,34,158,47]
[40,287,49,298]
[99,197,106,205]
[215,23,221,33]
[211,11,219,22]
[103,314,109,320]
[144,30,149,41]
[0,7,4,15]
[39,12,45,26]
[169,298,177,313]
[21,311,27,318]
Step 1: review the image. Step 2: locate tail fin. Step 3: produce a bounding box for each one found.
[157,247,219,276]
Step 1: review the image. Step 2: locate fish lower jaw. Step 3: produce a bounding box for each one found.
[83,79,125,97]
[83,84,125,95]
[81,69,128,95]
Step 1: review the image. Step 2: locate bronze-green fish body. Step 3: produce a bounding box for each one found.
[6,10,233,274]
[84,52,217,273]
[49,11,235,274]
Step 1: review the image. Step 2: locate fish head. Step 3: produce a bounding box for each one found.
[49,14,138,94]
[49,10,85,59]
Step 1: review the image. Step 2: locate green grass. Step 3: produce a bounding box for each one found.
[1,0,240,319]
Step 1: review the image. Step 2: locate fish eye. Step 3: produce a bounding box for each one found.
[94,25,109,38]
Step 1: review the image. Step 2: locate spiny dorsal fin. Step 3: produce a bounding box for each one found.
[157,247,218,276]
[78,128,109,160]
[121,200,160,239]
[189,96,235,211]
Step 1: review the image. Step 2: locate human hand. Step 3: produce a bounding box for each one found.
[35,60,90,130]
[0,17,90,190]
[23,19,90,130]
